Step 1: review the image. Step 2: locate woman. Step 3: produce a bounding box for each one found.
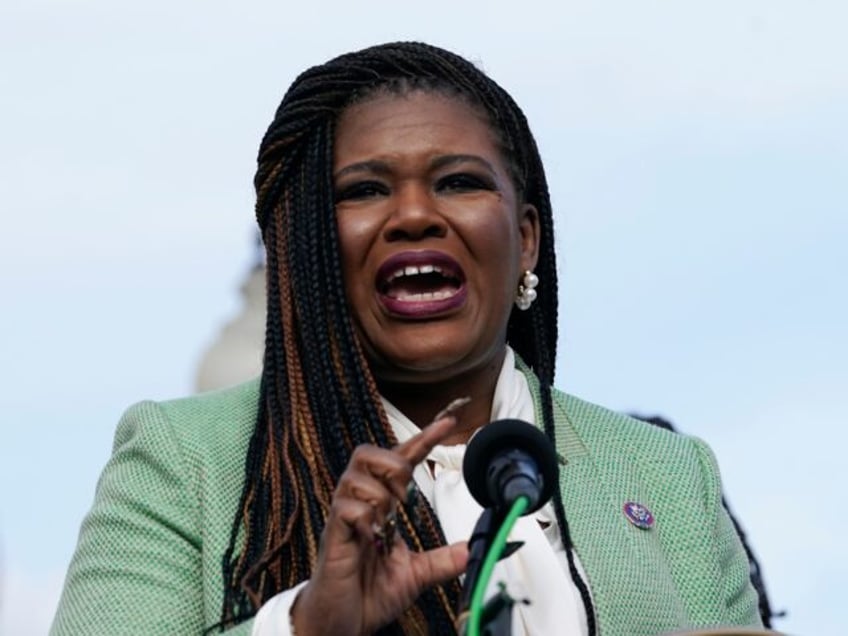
[51,42,762,635]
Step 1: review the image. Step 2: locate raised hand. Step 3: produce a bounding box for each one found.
[291,409,469,635]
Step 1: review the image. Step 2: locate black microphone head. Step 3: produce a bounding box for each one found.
[463,419,559,513]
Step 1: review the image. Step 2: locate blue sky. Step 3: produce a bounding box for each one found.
[1,1,846,633]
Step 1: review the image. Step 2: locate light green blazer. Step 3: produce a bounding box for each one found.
[51,373,761,635]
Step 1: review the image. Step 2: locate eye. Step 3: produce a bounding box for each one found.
[334,180,389,203]
[436,173,496,193]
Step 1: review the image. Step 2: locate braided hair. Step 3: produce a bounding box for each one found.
[218,42,595,635]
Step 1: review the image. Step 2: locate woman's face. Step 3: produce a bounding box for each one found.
[333,91,539,387]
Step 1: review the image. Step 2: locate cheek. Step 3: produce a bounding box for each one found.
[336,214,379,307]
[337,212,371,265]
[456,205,523,271]
[487,217,524,298]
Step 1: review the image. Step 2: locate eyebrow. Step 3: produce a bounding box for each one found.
[333,154,497,181]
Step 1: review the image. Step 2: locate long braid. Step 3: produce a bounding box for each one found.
[522,156,598,635]
[217,42,585,633]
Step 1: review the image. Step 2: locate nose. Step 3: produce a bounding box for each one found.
[382,182,447,242]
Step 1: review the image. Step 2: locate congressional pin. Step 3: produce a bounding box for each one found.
[623,501,655,529]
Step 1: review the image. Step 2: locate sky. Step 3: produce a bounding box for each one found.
[1,1,846,634]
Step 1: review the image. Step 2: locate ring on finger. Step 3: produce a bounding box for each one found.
[372,512,398,555]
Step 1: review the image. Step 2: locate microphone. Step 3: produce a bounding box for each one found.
[463,418,559,513]
[457,420,560,633]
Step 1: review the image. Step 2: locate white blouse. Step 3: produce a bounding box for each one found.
[252,348,591,635]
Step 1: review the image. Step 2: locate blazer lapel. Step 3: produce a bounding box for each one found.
[551,396,690,636]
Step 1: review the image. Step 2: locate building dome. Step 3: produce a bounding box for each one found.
[195,264,266,393]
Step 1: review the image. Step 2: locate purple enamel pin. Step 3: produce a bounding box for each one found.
[623,501,655,529]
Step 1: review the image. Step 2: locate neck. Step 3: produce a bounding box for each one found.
[377,351,506,445]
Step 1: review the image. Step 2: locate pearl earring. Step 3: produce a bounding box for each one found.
[515,270,539,311]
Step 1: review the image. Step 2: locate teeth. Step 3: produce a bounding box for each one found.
[394,289,457,301]
[388,264,445,282]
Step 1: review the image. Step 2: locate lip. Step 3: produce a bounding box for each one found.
[375,250,467,318]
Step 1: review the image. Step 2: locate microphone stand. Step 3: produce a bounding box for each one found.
[457,507,526,636]
[474,584,525,636]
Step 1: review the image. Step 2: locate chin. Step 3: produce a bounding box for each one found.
[369,343,503,386]
[374,352,465,380]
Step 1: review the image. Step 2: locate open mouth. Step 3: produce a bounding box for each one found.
[376,252,467,316]
[380,264,462,301]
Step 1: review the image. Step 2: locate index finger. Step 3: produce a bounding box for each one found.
[394,397,471,465]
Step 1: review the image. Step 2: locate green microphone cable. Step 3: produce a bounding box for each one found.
[466,495,529,636]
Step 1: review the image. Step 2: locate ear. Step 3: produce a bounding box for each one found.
[517,203,540,273]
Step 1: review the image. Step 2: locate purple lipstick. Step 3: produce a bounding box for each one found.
[376,250,467,318]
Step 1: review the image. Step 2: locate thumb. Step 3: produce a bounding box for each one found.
[411,541,469,589]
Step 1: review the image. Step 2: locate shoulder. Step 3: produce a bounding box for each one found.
[114,378,261,479]
[550,389,722,497]
[552,389,706,455]
[51,380,262,635]
[546,389,760,626]
[154,377,261,443]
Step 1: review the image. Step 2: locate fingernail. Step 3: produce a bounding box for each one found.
[433,396,471,423]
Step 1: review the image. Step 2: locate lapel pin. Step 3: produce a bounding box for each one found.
[623,501,655,529]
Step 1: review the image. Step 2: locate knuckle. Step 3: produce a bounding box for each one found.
[350,444,374,462]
